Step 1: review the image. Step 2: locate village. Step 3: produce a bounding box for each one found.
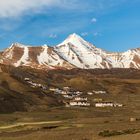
[49,86,123,108]
[24,78,47,90]
[24,78,123,108]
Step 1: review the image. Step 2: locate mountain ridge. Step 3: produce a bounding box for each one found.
[0,33,140,69]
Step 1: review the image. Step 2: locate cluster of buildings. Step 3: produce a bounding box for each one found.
[24,78,47,90]
[87,90,107,95]
[50,87,90,107]
[95,102,123,107]
[23,79,123,109]
[87,90,123,108]
[50,87,123,108]
[50,87,82,98]
[69,97,90,107]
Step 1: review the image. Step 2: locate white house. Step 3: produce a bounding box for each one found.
[74,97,87,101]
[61,91,67,95]
[95,102,123,107]
[95,102,114,107]
[114,103,123,107]
[87,92,93,95]
[93,90,106,94]
[76,91,83,95]
[24,78,30,81]
[63,87,70,91]
[49,88,58,91]
[63,95,73,99]
[69,101,90,106]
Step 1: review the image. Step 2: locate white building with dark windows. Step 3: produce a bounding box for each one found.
[95,102,123,107]
[69,101,90,106]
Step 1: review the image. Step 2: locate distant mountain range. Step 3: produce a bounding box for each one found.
[1,33,140,69]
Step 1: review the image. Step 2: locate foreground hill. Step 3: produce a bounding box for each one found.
[0,63,140,113]
[0,65,64,113]
[0,33,140,69]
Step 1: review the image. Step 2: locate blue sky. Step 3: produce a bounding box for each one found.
[0,0,140,52]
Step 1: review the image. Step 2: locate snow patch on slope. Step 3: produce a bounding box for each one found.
[14,47,29,67]
[37,45,64,67]
[55,43,84,68]
[3,44,14,59]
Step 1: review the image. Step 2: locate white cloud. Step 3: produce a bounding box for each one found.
[0,0,77,18]
[91,18,97,23]
[48,34,57,38]
[81,32,88,37]
[94,32,98,36]
[93,32,102,37]
[0,0,128,18]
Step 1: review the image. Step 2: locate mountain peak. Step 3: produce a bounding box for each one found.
[69,33,81,38]
[58,33,88,47]
[11,43,28,48]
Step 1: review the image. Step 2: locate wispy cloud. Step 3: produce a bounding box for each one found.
[91,18,97,23]
[0,0,82,18]
[0,0,128,18]
[93,32,102,37]
[81,32,88,37]
[48,34,57,39]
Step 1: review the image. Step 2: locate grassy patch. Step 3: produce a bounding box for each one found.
[99,129,140,137]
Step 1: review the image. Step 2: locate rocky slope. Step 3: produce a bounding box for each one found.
[1,43,73,70]
[1,33,140,69]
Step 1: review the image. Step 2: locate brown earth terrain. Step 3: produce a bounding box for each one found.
[0,64,140,139]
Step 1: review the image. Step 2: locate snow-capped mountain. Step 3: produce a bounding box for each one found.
[1,33,140,69]
[1,43,73,69]
[55,33,108,69]
[55,33,140,69]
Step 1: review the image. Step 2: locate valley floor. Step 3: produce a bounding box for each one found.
[0,106,140,140]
